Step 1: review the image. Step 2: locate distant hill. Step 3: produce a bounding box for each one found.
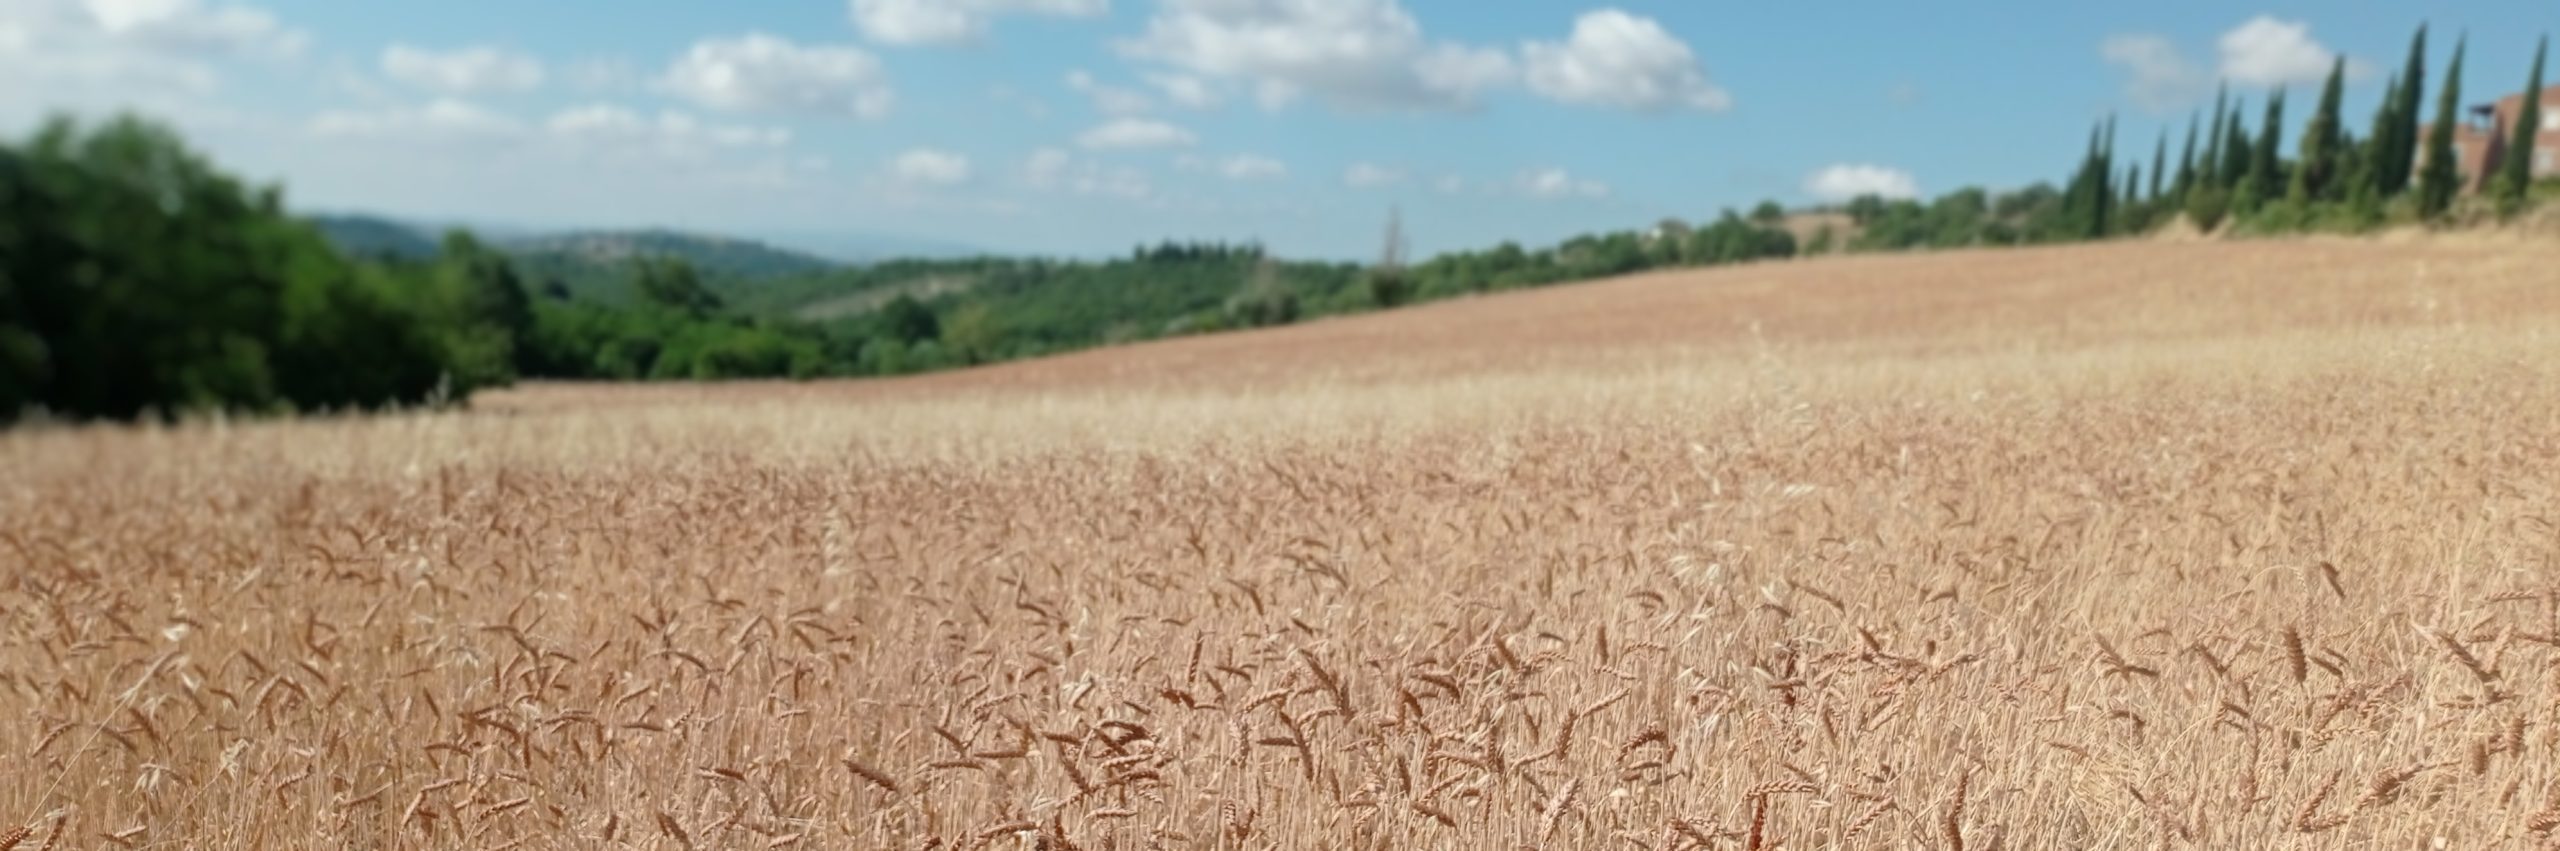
[304,215,854,303]
[499,229,844,302]
[501,229,839,281]
[307,214,440,262]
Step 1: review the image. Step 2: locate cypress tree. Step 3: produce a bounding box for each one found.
[2222,99,2255,188]
[2237,91,2286,214]
[2175,111,2200,200]
[2292,58,2348,203]
[2496,36,2548,211]
[2150,130,2168,202]
[2418,36,2467,217]
[2363,74,2404,195]
[2383,25,2430,195]
[2096,115,2117,236]
[2203,85,2231,189]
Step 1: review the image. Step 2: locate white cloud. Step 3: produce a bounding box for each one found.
[2218,16,2352,88]
[2101,18,2366,111]
[1147,73,1220,108]
[1432,174,1468,194]
[380,44,544,94]
[81,0,305,58]
[546,103,792,152]
[658,33,893,118]
[1076,117,1194,149]
[1804,163,1918,201]
[1116,0,1510,111]
[1066,69,1153,114]
[848,0,1108,46]
[308,98,526,141]
[2100,34,2208,113]
[890,147,973,185]
[0,0,303,104]
[1522,9,1728,112]
[1343,162,1404,187]
[1517,167,1608,199]
[1024,146,1153,199]
[1180,153,1286,180]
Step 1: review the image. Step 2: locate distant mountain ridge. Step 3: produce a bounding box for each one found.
[306,213,441,261]
[502,229,840,282]
[304,213,879,302]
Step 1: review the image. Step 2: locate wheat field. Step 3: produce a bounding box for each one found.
[6,239,2560,849]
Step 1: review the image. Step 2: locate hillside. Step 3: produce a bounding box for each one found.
[486,236,2560,407]
[502,229,842,301]
[26,238,2560,849]
[306,213,440,261]
[304,215,852,303]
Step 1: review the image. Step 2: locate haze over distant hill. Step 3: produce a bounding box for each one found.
[304,213,878,301]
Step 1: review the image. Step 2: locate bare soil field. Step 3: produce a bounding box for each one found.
[7,239,2560,849]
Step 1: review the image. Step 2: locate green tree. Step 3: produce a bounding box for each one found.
[2379,25,2430,196]
[428,231,534,389]
[2149,131,2168,203]
[2418,36,2468,218]
[2495,36,2548,214]
[2174,111,2201,202]
[2357,74,2404,197]
[2291,58,2349,203]
[939,302,1004,365]
[633,257,722,316]
[877,293,940,344]
[2202,86,2230,190]
[2236,91,2286,215]
[0,114,454,421]
[2221,98,2255,189]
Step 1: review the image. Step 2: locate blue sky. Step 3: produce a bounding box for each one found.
[1,1,2550,260]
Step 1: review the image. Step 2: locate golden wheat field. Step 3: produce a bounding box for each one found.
[9,238,2560,850]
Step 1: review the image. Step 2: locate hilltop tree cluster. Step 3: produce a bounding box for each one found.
[2054,26,2554,236]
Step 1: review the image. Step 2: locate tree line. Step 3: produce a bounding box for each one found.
[2,25,2549,423]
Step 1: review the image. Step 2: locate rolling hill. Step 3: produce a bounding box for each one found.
[305,214,848,302]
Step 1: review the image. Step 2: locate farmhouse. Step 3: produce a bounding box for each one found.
[2424,83,2560,192]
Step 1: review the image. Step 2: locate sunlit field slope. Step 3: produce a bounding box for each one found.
[7,237,2560,849]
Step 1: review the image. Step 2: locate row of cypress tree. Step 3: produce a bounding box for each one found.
[2058,26,2550,238]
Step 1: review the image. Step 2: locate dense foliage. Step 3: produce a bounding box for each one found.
[2,117,454,420]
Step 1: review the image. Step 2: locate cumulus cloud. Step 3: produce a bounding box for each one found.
[1517,167,1608,199]
[1343,162,1404,188]
[658,33,893,118]
[2103,17,2365,111]
[308,98,525,140]
[2100,34,2209,113]
[0,0,304,101]
[1179,153,1286,180]
[1024,145,1153,199]
[889,147,973,185]
[1147,73,1220,108]
[1116,0,1511,111]
[381,44,544,94]
[849,0,1107,46]
[1066,69,1153,114]
[1804,163,1918,201]
[546,103,792,152]
[1521,9,1729,112]
[1076,117,1194,149]
[81,0,305,58]
[2218,16,2355,87]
